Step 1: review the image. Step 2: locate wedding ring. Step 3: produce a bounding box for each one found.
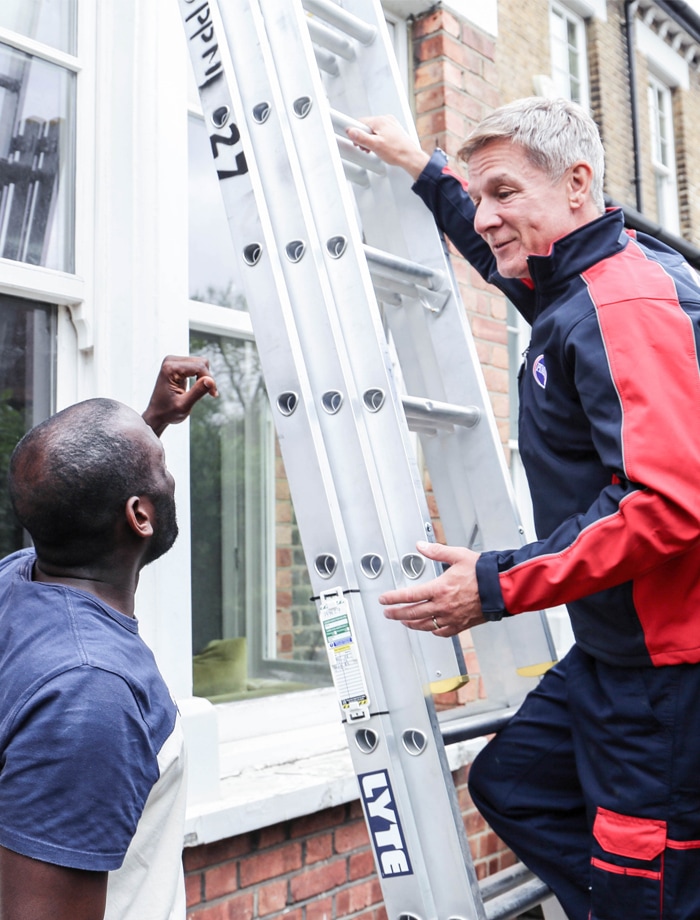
[432,616,440,630]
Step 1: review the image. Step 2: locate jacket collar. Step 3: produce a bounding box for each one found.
[525,208,628,295]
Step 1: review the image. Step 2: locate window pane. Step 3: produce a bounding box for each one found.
[0,43,75,271]
[0,294,56,557]
[550,4,588,108]
[188,115,246,308]
[0,0,77,55]
[647,76,679,234]
[189,332,329,703]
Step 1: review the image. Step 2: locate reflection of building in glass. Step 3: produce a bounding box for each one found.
[0,44,75,271]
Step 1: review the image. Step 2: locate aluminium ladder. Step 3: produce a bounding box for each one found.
[178,0,560,916]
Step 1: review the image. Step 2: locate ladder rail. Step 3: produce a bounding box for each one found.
[211,1,491,913]
[179,0,557,914]
[312,0,559,696]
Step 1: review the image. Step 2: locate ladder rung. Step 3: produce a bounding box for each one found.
[307,17,355,60]
[302,0,377,44]
[484,876,551,920]
[364,244,446,292]
[440,706,519,744]
[402,395,480,431]
[330,109,370,137]
[313,45,340,75]
[341,159,370,188]
[336,134,386,176]
[371,274,429,300]
[372,277,450,314]
[332,111,387,174]
[370,283,402,306]
[479,862,534,901]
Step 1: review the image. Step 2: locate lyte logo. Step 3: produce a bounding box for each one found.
[359,770,413,877]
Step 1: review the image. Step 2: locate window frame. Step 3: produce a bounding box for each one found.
[647,72,680,235]
[0,2,94,401]
[549,0,590,109]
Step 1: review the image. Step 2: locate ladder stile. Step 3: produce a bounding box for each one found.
[178,0,556,915]
[316,0,558,692]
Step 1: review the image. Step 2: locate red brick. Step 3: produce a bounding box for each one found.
[289,859,347,901]
[483,365,509,394]
[465,808,488,836]
[305,832,333,864]
[290,807,345,837]
[275,547,292,567]
[413,9,448,38]
[256,826,287,849]
[461,24,496,60]
[306,896,334,920]
[354,909,388,920]
[478,829,505,859]
[336,878,384,916]
[334,820,369,853]
[278,911,302,920]
[184,837,252,872]
[277,632,293,654]
[239,842,303,887]
[348,849,376,881]
[187,891,254,920]
[204,861,238,900]
[471,314,508,345]
[415,58,463,92]
[492,343,509,368]
[185,872,203,907]
[348,799,365,821]
[416,33,468,66]
[258,879,288,916]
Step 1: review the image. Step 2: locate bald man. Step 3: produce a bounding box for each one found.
[0,356,217,920]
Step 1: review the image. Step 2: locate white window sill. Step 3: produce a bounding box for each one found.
[182,688,485,847]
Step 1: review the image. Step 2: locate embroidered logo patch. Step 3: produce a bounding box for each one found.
[533,354,547,389]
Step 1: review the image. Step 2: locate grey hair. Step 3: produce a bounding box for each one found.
[458,96,605,213]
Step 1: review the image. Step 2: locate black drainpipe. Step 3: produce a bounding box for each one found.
[606,194,700,270]
[624,0,644,213]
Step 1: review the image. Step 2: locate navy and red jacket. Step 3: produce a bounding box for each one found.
[413,149,700,668]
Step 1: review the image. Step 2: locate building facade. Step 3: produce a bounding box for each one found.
[2,0,700,917]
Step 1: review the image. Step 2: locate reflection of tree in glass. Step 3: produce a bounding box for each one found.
[189,329,268,654]
[190,282,247,312]
[0,392,27,557]
[188,317,321,670]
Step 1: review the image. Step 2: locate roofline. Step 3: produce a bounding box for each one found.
[651,0,700,45]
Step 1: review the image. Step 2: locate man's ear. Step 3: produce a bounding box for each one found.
[568,161,594,210]
[125,495,154,539]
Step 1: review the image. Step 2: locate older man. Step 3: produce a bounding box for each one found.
[349,98,700,919]
[0,356,217,920]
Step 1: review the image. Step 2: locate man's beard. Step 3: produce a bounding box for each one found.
[143,491,179,565]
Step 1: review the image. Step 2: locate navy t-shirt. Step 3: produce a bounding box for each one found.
[0,549,180,871]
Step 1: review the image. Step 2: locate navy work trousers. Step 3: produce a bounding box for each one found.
[468,645,700,919]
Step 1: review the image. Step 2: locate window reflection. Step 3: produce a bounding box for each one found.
[0,294,55,558]
[0,43,75,271]
[189,332,328,703]
[0,0,78,55]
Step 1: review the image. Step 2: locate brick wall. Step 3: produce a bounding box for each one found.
[495,0,550,102]
[412,6,511,448]
[184,764,515,919]
[676,66,700,240]
[588,2,639,208]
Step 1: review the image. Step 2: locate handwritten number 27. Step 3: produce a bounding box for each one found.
[210,123,248,179]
